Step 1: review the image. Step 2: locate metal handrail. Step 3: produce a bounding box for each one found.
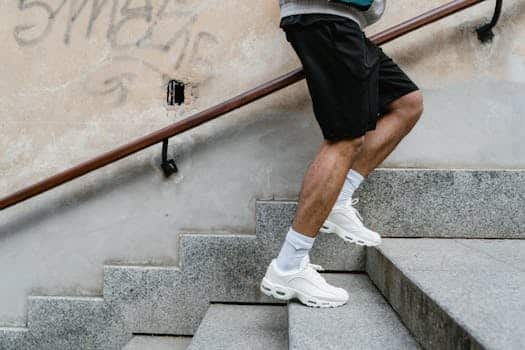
[0,0,496,210]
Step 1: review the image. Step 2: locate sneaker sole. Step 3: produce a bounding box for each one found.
[259,277,347,308]
[320,220,381,246]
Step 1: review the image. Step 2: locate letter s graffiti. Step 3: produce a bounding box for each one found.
[13,0,65,46]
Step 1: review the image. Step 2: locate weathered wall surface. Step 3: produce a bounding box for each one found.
[369,0,525,168]
[0,0,524,327]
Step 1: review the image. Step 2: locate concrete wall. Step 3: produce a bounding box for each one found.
[0,0,524,327]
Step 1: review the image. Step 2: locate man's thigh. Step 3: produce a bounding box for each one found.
[283,16,382,141]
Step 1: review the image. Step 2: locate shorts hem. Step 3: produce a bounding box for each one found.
[321,129,368,142]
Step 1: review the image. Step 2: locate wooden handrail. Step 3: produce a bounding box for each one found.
[0,0,486,210]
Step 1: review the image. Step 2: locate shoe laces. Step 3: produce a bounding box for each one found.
[304,264,329,287]
[302,255,325,272]
[342,197,363,221]
[308,262,324,271]
[300,256,331,287]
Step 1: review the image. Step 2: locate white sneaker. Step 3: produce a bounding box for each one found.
[260,255,349,308]
[320,198,382,246]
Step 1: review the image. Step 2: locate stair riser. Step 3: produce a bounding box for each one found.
[265,170,525,239]
[26,297,131,350]
[358,169,524,238]
[104,265,201,335]
[0,328,31,350]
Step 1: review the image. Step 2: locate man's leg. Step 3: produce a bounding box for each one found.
[292,136,364,237]
[262,17,411,308]
[261,136,363,308]
[352,90,424,177]
[320,91,423,246]
[333,90,423,207]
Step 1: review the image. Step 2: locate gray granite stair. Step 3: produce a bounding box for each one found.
[367,238,525,350]
[288,273,420,350]
[102,231,361,337]
[100,202,364,337]
[0,327,30,349]
[0,201,361,349]
[264,170,525,239]
[27,295,129,350]
[0,296,131,350]
[187,303,287,350]
[357,169,524,238]
[123,335,192,350]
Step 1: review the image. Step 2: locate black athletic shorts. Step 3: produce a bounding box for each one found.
[280,13,419,141]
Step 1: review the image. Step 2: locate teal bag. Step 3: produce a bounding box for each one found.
[328,0,374,11]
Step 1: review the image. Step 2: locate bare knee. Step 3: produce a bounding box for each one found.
[389,90,424,129]
[401,90,424,125]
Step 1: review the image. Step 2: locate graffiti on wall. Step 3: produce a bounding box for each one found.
[13,0,219,107]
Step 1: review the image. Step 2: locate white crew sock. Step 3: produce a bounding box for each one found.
[335,169,364,205]
[275,227,315,273]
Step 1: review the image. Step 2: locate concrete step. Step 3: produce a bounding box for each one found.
[27,295,130,349]
[100,220,363,336]
[265,169,525,238]
[0,327,29,350]
[123,335,192,350]
[103,264,203,335]
[187,304,287,350]
[288,273,420,350]
[367,238,525,350]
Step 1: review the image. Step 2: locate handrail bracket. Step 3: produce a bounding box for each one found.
[161,138,178,177]
[476,0,503,43]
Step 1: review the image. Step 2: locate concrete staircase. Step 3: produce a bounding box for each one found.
[0,169,523,349]
[0,199,363,350]
[187,274,421,350]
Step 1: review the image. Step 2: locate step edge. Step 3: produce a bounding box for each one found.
[27,295,104,302]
